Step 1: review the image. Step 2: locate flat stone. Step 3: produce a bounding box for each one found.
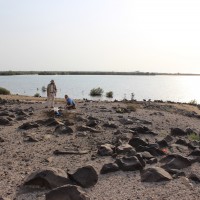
[141,167,172,182]
[100,163,119,174]
[46,185,90,200]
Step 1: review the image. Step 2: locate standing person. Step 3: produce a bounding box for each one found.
[47,80,57,108]
[65,95,76,109]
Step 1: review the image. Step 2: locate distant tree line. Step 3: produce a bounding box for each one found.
[0,71,200,76]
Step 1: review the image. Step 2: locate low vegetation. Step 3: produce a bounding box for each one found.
[189,99,197,105]
[188,132,200,141]
[0,87,11,95]
[90,87,104,96]
[34,93,40,97]
[106,91,113,98]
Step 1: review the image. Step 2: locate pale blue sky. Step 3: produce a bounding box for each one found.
[0,0,200,73]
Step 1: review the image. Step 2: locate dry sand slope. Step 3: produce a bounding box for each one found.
[0,95,200,200]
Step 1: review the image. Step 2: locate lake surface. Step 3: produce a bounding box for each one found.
[0,75,200,103]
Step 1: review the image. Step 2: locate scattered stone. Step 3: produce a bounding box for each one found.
[19,122,39,130]
[55,125,74,134]
[86,120,98,127]
[103,122,118,128]
[161,154,191,170]
[171,128,187,136]
[119,118,133,125]
[141,167,173,182]
[0,137,5,142]
[157,139,168,148]
[189,149,200,156]
[98,144,114,156]
[116,144,135,154]
[164,135,173,143]
[76,125,100,133]
[46,185,90,200]
[189,173,200,183]
[116,156,144,171]
[0,117,10,125]
[129,137,148,148]
[24,135,39,142]
[146,158,158,164]
[68,165,98,188]
[24,167,70,189]
[54,150,89,155]
[100,163,119,174]
[131,126,157,135]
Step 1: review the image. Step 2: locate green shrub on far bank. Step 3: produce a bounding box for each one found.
[106,91,113,98]
[189,99,197,105]
[90,87,104,96]
[34,93,40,97]
[0,87,11,95]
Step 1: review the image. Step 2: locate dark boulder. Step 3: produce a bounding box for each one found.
[129,137,148,149]
[19,122,39,130]
[116,156,144,171]
[46,185,90,200]
[160,154,191,170]
[0,117,10,125]
[171,128,187,136]
[103,122,118,128]
[141,167,172,182]
[98,144,114,156]
[116,144,135,154]
[189,149,200,156]
[189,173,200,183]
[24,167,70,189]
[100,163,119,174]
[68,165,98,188]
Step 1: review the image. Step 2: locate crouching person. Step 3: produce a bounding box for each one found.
[65,95,76,109]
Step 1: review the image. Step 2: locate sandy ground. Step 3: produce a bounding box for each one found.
[0,95,200,200]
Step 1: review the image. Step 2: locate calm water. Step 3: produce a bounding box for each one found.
[0,75,200,103]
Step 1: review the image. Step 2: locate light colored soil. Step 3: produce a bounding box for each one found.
[0,95,200,200]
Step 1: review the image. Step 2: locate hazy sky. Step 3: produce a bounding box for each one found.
[0,0,200,73]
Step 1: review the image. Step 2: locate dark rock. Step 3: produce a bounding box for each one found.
[46,185,90,200]
[86,120,98,127]
[146,158,158,164]
[64,119,75,126]
[129,137,148,148]
[171,128,187,136]
[161,154,191,170]
[41,118,63,126]
[24,135,39,142]
[141,167,172,182]
[16,116,27,121]
[24,167,70,189]
[0,117,10,125]
[189,173,200,183]
[68,165,98,188]
[165,168,186,177]
[175,139,188,146]
[100,163,119,174]
[164,135,173,143]
[119,118,133,125]
[135,153,146,167]
[141,151,154,159]
[0,137,5,142]
[157,139,168,148]
[19,122,39,130]
[189,149,200,156]
[98,144,114,156]
[55,125,74,134]
[0,111,10,116]
[116,156,143,171]
[103,122,118,128]
[131,126,157,135]
[76,125,100,133]
[116,144,135,154]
